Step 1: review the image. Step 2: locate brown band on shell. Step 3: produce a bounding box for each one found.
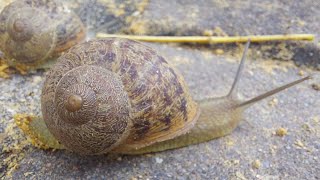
[104,38,199,149]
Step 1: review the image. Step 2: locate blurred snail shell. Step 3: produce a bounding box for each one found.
[41,38,199,155]
[40,38,310,155]
[0,0,85,65]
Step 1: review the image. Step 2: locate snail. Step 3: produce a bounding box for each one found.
[0,0,85,66]
[17,38,310,155]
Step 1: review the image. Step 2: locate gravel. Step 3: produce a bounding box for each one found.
[0,0,320,179]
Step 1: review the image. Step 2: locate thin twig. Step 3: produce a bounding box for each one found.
[96,33,315,44]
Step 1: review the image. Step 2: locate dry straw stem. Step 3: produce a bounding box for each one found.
[96,33,315,44]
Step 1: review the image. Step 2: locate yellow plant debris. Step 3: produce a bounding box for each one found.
[252,159,261,169]
[14,114,51,150]
[275,128,288,137]
[1,118,29,177]
[0,60,10,78]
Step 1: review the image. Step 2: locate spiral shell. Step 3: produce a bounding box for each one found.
[0,0,85,65]
[41,38,199,155]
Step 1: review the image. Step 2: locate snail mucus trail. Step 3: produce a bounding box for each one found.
[15,39,311,155]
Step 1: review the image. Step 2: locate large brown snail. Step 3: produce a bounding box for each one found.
[0,0,85,66]
[16,38,310,155]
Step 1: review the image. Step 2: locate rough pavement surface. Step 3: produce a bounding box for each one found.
[0,0,320,179]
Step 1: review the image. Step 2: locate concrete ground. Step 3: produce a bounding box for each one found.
[0,0,319,179]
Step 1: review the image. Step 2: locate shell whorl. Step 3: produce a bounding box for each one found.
[41,38,199,154]
[8,17,33,42]
[44,65,132,154]
[0,0,85,65]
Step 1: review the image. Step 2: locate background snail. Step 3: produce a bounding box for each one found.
[18,38,310,155]
[0,0,85,66]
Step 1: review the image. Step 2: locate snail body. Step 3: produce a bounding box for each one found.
[41,38,199,155]
[0,0,85,66]
[19,38,309,155]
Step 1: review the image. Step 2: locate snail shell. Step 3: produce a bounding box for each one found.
[0,0,85,65]
[41,38,199,155]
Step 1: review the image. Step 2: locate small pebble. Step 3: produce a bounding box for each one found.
[275,128,288,136]
[268,98,278,107]
[203,29,213,36]
[23,172,33,177]
[298,70,304,76]
[32,76,42,84]
[302,123,312,132]
[294,140,304,148]
[214,49,224,55]
[311,83,320,91]
[235,171,246,180]
[155,157,163,164]
[252,159,261,169]
[45,163,51,168]
[231,159,240,165]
